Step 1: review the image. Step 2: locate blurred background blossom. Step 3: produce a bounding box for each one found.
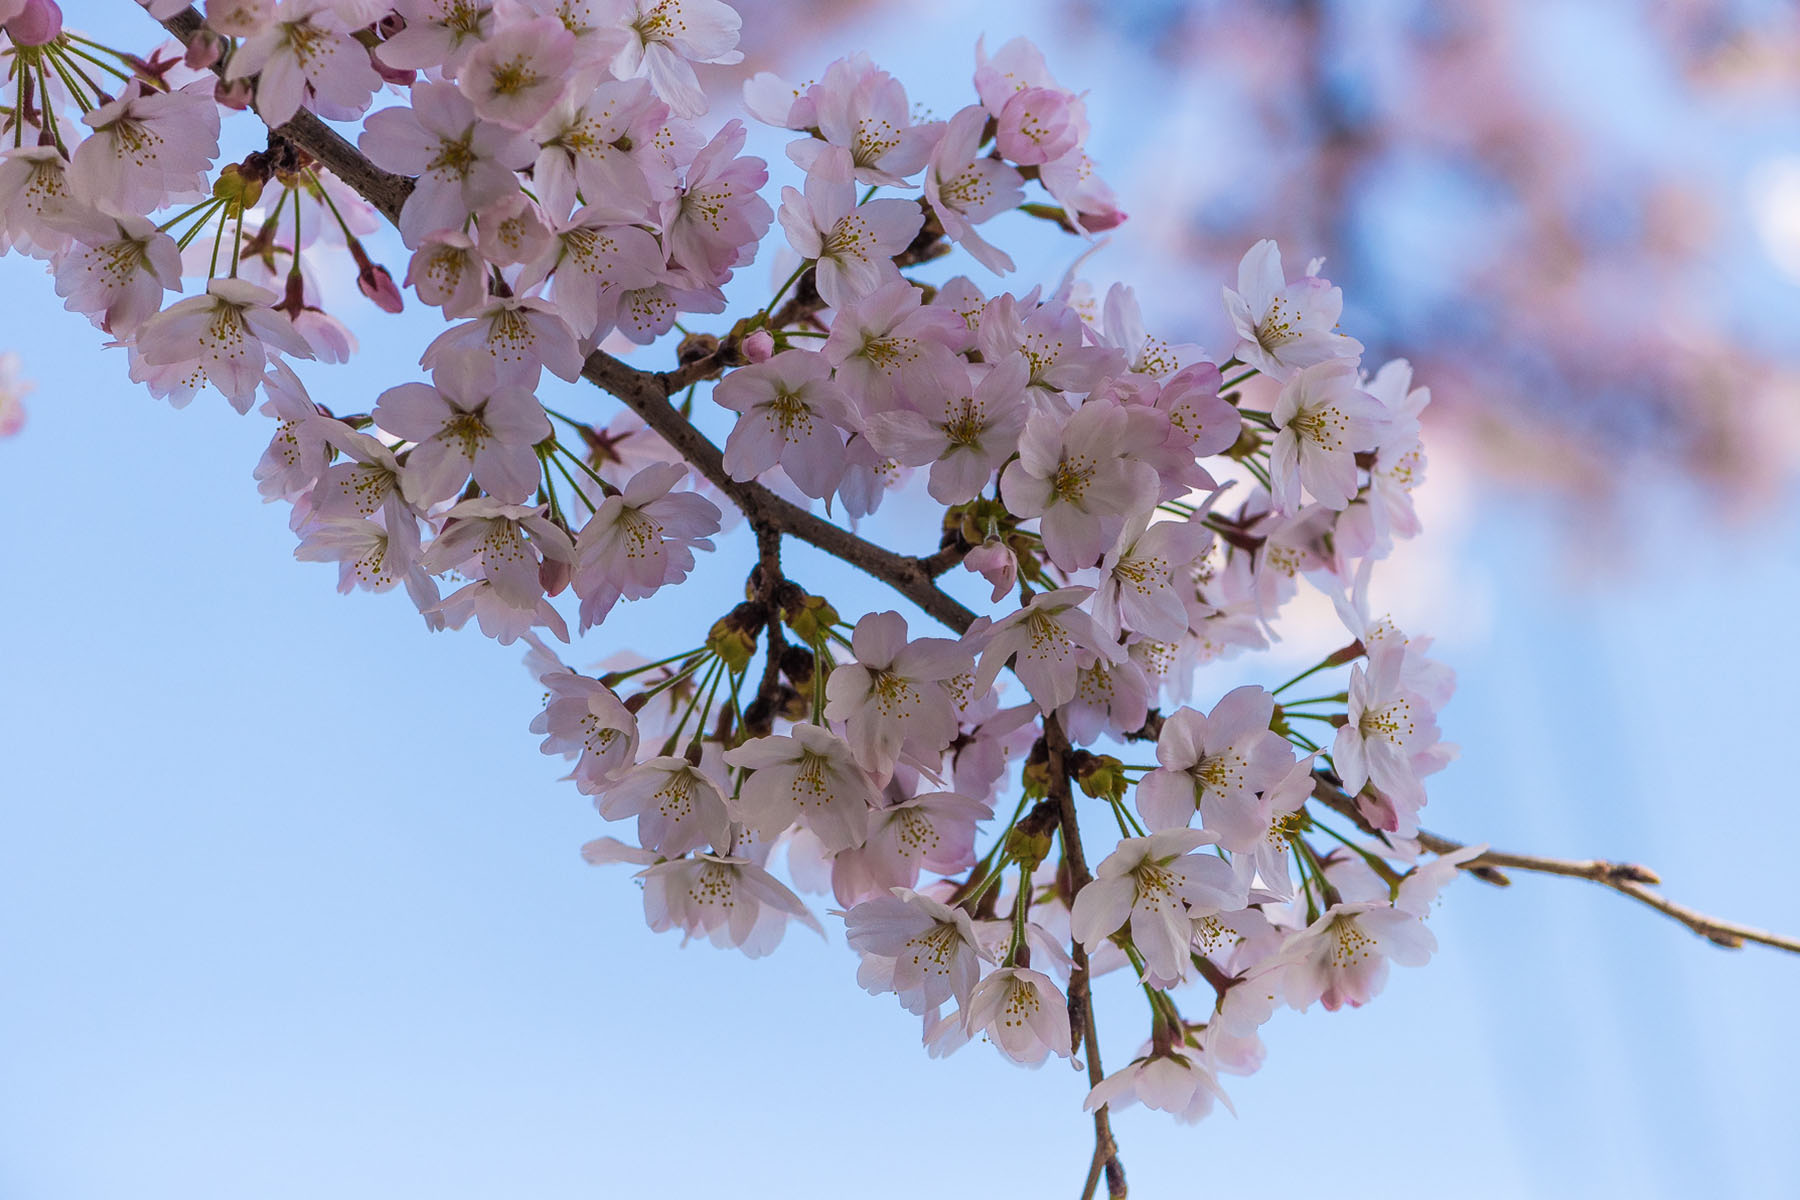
[734,0,1800,523]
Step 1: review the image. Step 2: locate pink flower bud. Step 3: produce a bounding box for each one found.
[742,329,775,363]
[357,263,404,314]
[214,77,255,111]
[184,30,224,70]
[5,0,65,46]
[996,87,1079,166]
[1077,205,1127,234]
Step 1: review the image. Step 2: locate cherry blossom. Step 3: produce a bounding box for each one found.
[605,0,744,119]
[1072,829,1246,985]
[371,350,551,506]
[777,147,923,310]
[725,723,875,851]
[592,755,731,856]
[713,349,854,499]
[844,888,985,1015]
[1270,359,1386,512]
[225,0,383,127]
[1137,686,1294,833]
[1222,240,1363,381]
[573,461,720,627]
[135,279,314,413]
[822,610,972,781]
[359,81,537,248]
[963,967,1072,1066]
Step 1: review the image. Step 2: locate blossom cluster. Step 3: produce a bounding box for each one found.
[0,0,1462,1125]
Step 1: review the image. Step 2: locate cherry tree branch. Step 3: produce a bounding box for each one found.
[1045,715,1126,1200]
[1308,778,1800,955]
[154,5,975,634]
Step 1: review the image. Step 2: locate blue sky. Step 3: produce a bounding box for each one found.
[2,1,1797,1197]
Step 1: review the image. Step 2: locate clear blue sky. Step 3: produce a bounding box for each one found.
[1,2,1796,1197]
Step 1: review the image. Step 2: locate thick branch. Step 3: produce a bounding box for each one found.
[1310,777,1800,956]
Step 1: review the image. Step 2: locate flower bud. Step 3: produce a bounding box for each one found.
[5,0,64,46]
[742,329,775,363]
[214,77,255,111]
[357,263,404,313]
[184,30,225,69]
[707,601,766,674]
[781,590,839,644]
[213,165,264,213]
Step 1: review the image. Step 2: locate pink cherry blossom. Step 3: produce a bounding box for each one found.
[819,279,966,418]
[420,497,574,609]
[963,966,1072,1066]
[787,53,938,187]
[592,755,731,856]
[845,888,986,1015]
[1270,358,1385,512]
[375,0,494,72]
[662,119,771,281]
[459,17,574,130]
[865,357,1030,506]
[822,609,972,780]
[1092,512,1213,643]
[529,77,665,221]
[1222,240,1364,381]
[359,81,536,248]
[924,104,1024,274]
[1000,400,1159,571]
[1136,686,1293,833]
[533,670,639,789]
[72,81,221,214]
[605,0,743,119]
[713,350,855,500]
[831,790,989,906]
[0,147,77,259]
[777,147,923,310]
[404,231,489,318]
[419,295,585,387]
[1084,1048,1234,1123]
[723,723,876,852]
[1269,901,1436,1012]
[572,461,720,628]
[135,279,314,413]
[974,586,1123,714]
[629,853,821,958]
[51,210,183,337]
[225,0,382,127]
[1071,829,1246,986]
[372,349,551,505]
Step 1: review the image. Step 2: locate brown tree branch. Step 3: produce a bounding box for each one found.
[154,5,973,634]
[1308,777,1800,955]
[1045,715,1126,1200]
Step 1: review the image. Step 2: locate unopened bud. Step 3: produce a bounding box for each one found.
[742,329,775,363]
[214,77,255,111]
[706,601,766,674]
[357,263,404,313]
[5,0,64,46]
[782,591,839,644]
[1075,754,1128,804]
[183,29,224,69]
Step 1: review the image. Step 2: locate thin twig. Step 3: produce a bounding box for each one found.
[1309,776,1800,956]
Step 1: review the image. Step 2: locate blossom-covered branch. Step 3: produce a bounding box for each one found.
[3,3,1791,1195]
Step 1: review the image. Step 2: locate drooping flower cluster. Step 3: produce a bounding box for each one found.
[0,0,1464,1137]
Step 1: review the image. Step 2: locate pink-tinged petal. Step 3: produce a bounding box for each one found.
[1136,768,1197,832]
